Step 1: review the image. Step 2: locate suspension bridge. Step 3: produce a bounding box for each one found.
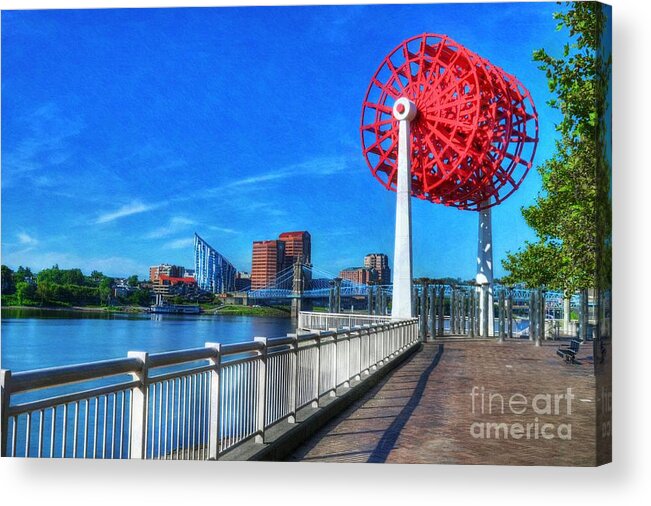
[245,262,584,310]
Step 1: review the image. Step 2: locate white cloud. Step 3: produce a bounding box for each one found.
[146,216,197,239]
[166,238,194,250]
[17,232,39,246]
[96,201,157,224]
[208,225,238,234]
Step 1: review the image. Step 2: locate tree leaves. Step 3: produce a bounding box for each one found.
[502,1,610,293]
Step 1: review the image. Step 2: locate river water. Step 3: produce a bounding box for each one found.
[1,308,296,371]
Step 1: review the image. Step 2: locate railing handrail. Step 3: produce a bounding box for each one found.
[298,310,392,320]
[2,318,415,396]
[0,312,420,459]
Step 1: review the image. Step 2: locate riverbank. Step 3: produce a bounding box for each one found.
[207,304,291,318]
[1,304,147,313]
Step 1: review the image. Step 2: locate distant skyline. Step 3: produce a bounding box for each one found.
[2,3,565,279]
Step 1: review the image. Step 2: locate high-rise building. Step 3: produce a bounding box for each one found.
[339,267,377,285]
[251,240,285,290]
[279,231,311,267]
[364,253,391,284]
[149,264,185,282]
[194,233,238,293]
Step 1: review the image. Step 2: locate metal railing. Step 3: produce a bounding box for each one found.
[0,314,419,459]
[298,311,393,331]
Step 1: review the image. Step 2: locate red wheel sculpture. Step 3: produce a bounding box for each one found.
[361,34,539,211]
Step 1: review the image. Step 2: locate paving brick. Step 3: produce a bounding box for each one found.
[289,340,600,465]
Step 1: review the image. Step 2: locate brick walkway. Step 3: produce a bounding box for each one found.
[289,339,601,465]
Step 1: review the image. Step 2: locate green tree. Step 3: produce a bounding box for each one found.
[129,288,152,307]
[15,281,37,305]
[1,265,16,294]
[36,280,54,305]
[127,275,139,287]
[99,278,112,305]
[502,2,610,293]
[13,266,34,284]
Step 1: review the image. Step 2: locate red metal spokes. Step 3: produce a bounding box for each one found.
[360,34,539,211]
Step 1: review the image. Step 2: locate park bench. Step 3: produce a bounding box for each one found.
[557,339,582,363]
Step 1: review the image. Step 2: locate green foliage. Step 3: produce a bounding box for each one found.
[127,275,139,287]
[37,265,86,286]
[13,266,34,284]
[503,2,611,293]
[2,265,16,294]
[15,281,37,305]
[128,288,152,307]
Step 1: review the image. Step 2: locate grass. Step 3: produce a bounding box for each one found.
[210,304,290,317]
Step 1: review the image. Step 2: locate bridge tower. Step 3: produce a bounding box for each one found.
[290,260,311,319]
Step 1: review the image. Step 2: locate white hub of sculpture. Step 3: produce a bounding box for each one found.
[391,97,417,320]
[476,203,494,336]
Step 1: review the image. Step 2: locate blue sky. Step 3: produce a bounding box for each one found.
[2,2,566,280]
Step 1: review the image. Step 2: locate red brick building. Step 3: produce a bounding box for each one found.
[279,231,311,266]
[149,264,185,282]
[339,267,377,285]
[251,231,311,291]
[251,240,285,290]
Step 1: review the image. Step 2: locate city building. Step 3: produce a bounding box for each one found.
[339,267,377,285]
[250,230,311,291]
[149,264,185,282]
[235,271,251,291]
[194,233,238,294]
[364,253,392,284]
[251,240,285,290]
[152,275,198,299]
[279,231,311,267]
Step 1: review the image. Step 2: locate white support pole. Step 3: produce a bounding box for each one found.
[476,203,494,336]
[127,351,149,459]
[563,295,571,334]
[204,342,221,460]
[253,337,267,444]
[391,97,417,320]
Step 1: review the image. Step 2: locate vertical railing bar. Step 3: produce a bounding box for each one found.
[72,402,79,458]
[175,378,181,460]
[163,381,169,460]
[101,395,107,459]
[192,374,197,459]
[119,391,125,459]
[197,373,203,460]
[110,393,116,459]
[181,375,187,459]
[83,400,89,459]
[93,397,99,459]
[11,416,17,457]
[50,405,57,458]
[187,375,192,459]
[37,409,44,458]
[157,382,163,460]
[61,403,68,459]
[25,413,32,458]
[168,380,175,460]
